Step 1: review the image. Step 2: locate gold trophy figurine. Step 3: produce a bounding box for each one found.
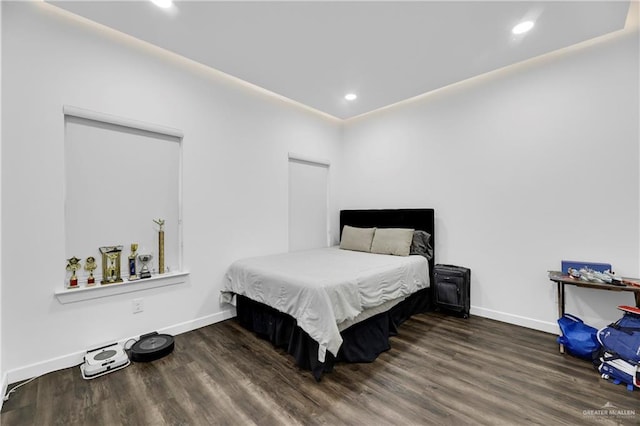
[99,245,124,285]
[128,243,139,281]
[153,219,165,274]
[85,256,97,286]
[66,256,81,288]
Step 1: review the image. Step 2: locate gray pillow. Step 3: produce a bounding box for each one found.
[370,228,414,256]
[340,225,376,252]
[410,230,433,260]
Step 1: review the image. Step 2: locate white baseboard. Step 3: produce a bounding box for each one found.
[6,349,87,386]
[5,308,237,385]
[471,305,558,335]
[158,308,236,336]
[1,371,8,411]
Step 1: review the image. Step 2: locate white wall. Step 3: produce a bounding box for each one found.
[1,2,341,381]
[340,30,640,333]
[0,0,5,405]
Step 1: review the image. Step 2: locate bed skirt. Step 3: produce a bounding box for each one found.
[235,288,432,381]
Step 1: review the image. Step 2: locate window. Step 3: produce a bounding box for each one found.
[64,106,182,286]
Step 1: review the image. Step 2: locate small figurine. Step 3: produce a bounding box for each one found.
[85,256,97,286]
[106,252,119,282]
[153,218,165,231]
[129,243,139,281]
[66,256,82,288]
[99,246,123,285]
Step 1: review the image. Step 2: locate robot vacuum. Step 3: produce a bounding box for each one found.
[81,342,130,379]
[129,331,175,362]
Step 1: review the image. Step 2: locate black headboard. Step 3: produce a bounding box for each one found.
[339,208,435,276]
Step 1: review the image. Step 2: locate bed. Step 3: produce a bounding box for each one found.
[221,208,435,380]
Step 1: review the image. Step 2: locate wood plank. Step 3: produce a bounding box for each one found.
[2,312,639,425]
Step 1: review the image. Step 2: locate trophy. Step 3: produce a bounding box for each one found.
[99,245,123,285]
[138,254,152,279]
[85,256,97,286]
[128,243,139,281]
[66,256,81,288]
[153,218,165,275]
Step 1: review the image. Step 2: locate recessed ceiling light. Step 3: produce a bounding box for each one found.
[512,20,534,35]
[344,93,357,101]
[150,0,173,8]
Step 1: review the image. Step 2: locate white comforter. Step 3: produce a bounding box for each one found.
[221,246,429,363]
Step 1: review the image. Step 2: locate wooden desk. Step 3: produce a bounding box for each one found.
[548,271,640,353]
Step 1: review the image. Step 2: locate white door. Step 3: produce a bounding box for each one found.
[288,158,329,252]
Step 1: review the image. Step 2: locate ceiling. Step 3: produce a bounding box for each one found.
[48,1,632,120]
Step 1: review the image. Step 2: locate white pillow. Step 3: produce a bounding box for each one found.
[340,225,376,252]
[370,228,415,256]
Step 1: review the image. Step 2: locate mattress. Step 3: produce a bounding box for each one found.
[221,246,429,362]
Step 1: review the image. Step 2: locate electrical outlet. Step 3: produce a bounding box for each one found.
[132,298,144,314]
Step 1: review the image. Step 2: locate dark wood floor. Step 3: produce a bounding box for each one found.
[2,312,638,425]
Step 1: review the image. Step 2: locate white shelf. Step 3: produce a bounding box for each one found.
[54,271,189,304]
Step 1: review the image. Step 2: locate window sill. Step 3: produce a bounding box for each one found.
[54,271,189,304]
